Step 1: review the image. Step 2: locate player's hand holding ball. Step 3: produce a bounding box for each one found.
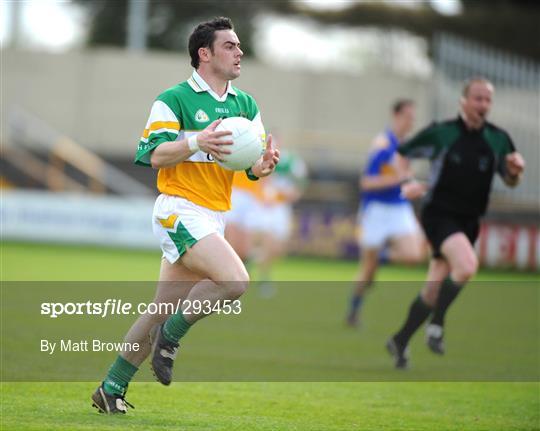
[192,119,233,162]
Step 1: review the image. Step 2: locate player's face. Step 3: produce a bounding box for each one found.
[209,30,243,81]
[397,105,415,135]
[462,82,493,127]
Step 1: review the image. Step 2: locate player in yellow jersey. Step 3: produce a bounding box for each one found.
[92,17,279,414]
[254,149,307,291]
[225,142,307,297]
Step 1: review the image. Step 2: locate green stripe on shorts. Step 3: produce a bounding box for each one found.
[167,219,198,258]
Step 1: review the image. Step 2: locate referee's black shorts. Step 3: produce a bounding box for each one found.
[420,206,480,259]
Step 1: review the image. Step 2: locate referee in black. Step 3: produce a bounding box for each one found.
[386,77,525,369]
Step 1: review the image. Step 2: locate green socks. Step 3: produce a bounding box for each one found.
[162,311,192,344]
[103,355,138,396]
[102,313,191,396]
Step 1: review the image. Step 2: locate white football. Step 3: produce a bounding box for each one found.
[215,117,264,171]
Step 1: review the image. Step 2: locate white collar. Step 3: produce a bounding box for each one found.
[187,70,237,101]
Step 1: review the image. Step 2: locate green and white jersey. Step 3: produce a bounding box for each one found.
[134,71,264,211]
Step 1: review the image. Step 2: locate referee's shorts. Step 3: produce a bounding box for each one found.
[420,205,480,258]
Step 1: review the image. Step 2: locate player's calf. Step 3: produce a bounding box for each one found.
[450,258,478,283]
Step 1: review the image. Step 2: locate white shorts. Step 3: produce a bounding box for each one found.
[258,203,293,240]
[225,189,264,231]
[225,190,293,240]
[152,194,225,263]
[360,201,419,248]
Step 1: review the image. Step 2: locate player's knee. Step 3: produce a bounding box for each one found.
[228,282,248,300]
[222,280,248,300]
[401,249,424,265]
[230,266,250,283]
[219,267,250,299]
[211,263,250,283]
[453,256,478,282]
[354,279,372,295]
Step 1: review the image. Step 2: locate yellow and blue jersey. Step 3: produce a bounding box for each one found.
[362,129,407,208]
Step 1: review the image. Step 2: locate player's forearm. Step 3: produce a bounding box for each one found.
[150,140,194,169]
[250,161,266,178]
[360,175,404,191]
[400,179,428,200]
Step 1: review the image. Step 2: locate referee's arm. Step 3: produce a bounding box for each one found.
[502,152,525,187]
[397,123,439,159]
[394,124,439,200]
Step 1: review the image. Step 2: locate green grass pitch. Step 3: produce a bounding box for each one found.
[1,242,539,430]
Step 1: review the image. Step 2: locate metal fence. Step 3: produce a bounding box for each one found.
[433,33,540,211]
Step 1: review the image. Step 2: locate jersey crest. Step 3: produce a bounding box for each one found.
[194,109,210,123]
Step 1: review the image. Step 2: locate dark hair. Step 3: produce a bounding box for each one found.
[392,99,414,114]
[188,17,234,69]
[462,76,494,97]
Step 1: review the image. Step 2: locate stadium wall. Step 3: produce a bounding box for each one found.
[2,191,538,271]
[2,48,430,169]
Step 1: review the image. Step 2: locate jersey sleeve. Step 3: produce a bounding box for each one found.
[398,123,439,159]
[251,111,266,143]
[496,131,517,177]
[134,99,181,167]
[248,95,266,142]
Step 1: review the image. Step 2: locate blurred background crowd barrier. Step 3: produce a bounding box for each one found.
[1,0,539,270]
